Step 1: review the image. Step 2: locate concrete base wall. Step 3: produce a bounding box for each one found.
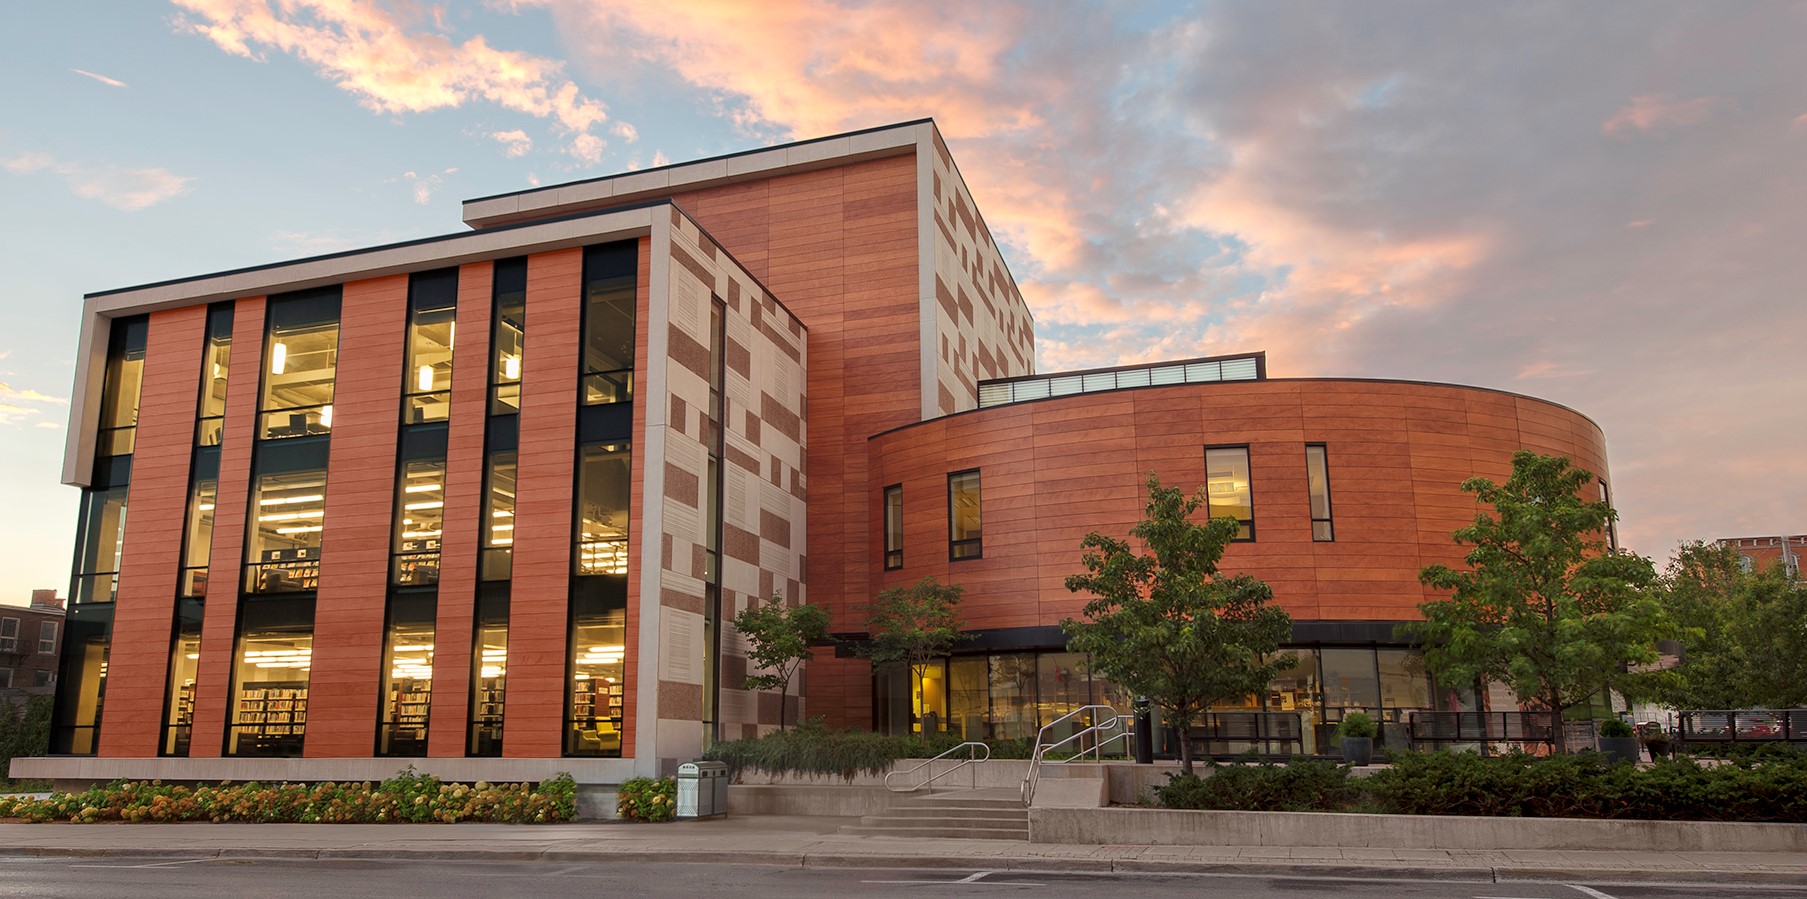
[1029,806,1807,853]
[9,756,640,787]
[726,784,899,817]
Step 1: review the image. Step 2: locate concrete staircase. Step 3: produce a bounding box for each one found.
[838,788,1029,841]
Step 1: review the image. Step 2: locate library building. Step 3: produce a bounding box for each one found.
[20,120,1613,786]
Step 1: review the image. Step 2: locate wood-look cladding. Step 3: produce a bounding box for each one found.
[623,236,650,756]
[307,275,408,757]
[188,297,266,757]
[99,306,207,757]
[665,155,918,729]
[427,263,493,757]
[503,248,582,758]
[869,380,1611,629]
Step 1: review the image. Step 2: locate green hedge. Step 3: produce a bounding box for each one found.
[1155,747,1807,822]
[0,768,576,824]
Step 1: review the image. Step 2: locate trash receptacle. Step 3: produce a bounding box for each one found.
[676,761,729,818]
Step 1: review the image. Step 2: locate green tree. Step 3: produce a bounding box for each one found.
[1409,452,1665,751]
[1062,474,1293,775]
[731,596,833,731]
[0,693,53,788]
[1635,541,1807,709]
[858,577,970,731]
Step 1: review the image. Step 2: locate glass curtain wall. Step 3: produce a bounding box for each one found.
[580,243,636,405]
[391,458,447,586]
[227,602,314,758]
[70,483,129,606]
[161,599,203,756]
[377,593,436,757]
[489,258,526,415]
[196,305,233,446]
[469,591,508,756]
[96,317,147,456]
[257,290,341,440]
[402,268,456,425]
[575,444,631,575]
[179,450,220,598]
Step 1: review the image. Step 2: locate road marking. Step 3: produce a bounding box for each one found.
[1566,886,1621,899]
[69,857,219,870]
[860,871,1045,886]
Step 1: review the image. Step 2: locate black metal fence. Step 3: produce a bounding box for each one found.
[1676,709,1807,746]
[1406,711,1561,749]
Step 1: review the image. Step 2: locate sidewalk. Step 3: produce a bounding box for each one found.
[1,814,1804,885]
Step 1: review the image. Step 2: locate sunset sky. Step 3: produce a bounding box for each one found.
[2,1,1803,604]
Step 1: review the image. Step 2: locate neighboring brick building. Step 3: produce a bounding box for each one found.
[0,590,65,694]
[1718,535,1804,578]
[23,120,1618,784]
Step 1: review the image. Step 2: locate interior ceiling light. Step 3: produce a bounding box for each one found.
[270,342,287,375]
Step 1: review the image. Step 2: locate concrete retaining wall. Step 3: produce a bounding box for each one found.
[726,784,899,817]
[1029,806,1807,852]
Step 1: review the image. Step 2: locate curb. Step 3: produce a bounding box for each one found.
[4,844,1805,885]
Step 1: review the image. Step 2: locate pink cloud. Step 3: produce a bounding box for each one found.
[488,129,533,158]
[71,68,128,88]
[172,0,619,162]
[1602,94,1729,136]
[2,151,192,210]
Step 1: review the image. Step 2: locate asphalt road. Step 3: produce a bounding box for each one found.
[0,857,1798,899]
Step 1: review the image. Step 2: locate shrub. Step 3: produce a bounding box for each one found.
[1336,712,1378,740]
[0,770,578,825]
[1155,758,1358,812]
[616,777,676,822]
[1598,718,1635,739]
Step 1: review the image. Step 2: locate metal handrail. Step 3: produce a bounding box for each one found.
[1022,704,1134,805]
[883,740,991,793]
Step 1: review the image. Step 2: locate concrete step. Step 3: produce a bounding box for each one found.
[838,823,1030,841]
[879,806,1029,820]
[894,796,1026,811]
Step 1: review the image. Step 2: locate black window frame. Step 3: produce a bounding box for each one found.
[1204,444,1256,542]
[1305,443,1335,542]
[947,469,983,562]
[883,484,904,570]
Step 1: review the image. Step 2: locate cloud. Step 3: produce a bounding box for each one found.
[2,151,191,210]
[548,0,1807,561]
[171,0,623,163]
[1602,94,1730,136]
[0,380,68,428]
[396,167,459,204]
[71,68,128,88]
[488,129,532,158]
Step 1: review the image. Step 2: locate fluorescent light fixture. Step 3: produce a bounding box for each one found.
[319,405,333,427]
[417,365,434,392]
[270,342,287,375]
[503,355,520,380]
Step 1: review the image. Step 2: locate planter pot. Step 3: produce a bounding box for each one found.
[1340,736,1374,766]
[1598,736,1642,764]
[1642,740,1670,760]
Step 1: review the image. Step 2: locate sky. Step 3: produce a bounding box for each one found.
[1,1,1804,606]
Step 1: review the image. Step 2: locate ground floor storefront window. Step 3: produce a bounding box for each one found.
[874,644,1442,758]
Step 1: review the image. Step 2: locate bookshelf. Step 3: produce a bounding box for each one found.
[234,681,308,755]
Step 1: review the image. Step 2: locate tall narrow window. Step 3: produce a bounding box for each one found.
[179,449,220,598]
[49,604,112,754]
[1599,479,1619,551]
[884,484,904,570]
[196,304,233,446]
[575,443,632,575]
[580,242,636,406]
[226,597,313,757]
[37,621,57,654]
[377,594,435,757]
[71,481,129,604]
[0,618,16,653]
[402,269,457,425]
[1205,445,1255,541]
[96,317,148,457]
[391,458,447,586]
[1305,443,1334,542]
[948,469,982,561]
[468,589,508,756]
[161,599,202,756]
[257,289,341,440]
[244,442,329,594]
[489,258,527,415]
[480,451,517,581]
[566,602,625,757]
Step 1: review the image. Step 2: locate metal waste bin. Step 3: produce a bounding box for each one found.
[676,760,729,818]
